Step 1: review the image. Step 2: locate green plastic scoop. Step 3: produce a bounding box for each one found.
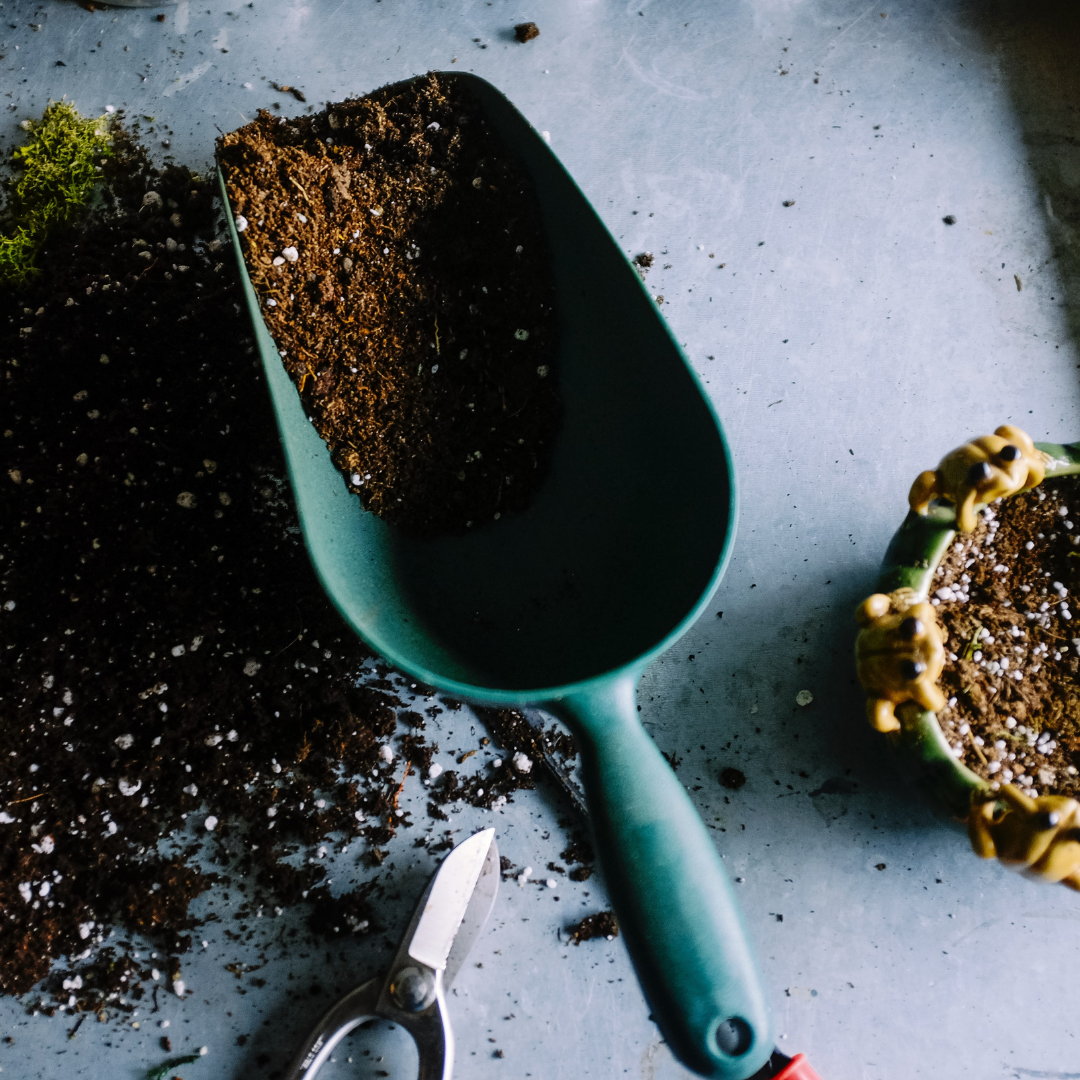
[218,72,771,1080]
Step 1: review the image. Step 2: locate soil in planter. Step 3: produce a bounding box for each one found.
[930,476,1080,799]
[0,119,566,1016]
[217,72,560,537]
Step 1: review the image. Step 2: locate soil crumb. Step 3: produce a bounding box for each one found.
[567,910,618,944]
[931,477,1080,798]
[217,72,560,536]
[514,22,541,43]
[719,767,746,790]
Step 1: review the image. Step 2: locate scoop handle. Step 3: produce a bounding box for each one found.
[548,673,772,1080]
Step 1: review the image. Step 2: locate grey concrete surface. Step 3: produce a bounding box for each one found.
[3,1,1080,1078]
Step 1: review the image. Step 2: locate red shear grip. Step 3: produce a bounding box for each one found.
[772,1053,823,1080]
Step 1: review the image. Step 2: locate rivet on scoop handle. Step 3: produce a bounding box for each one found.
[549,674,773,1080]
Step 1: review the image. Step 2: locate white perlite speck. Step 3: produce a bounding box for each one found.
[243,659,261,677]
[204,816,219,832]
[282,246,299,263]
[235,215,248,232]
[512,751,533,774]
[118,778,142,797]
[115,734,134,750]
[796,690,814,706]
[378,744,394,763]
[172,979,186,998]
[427,763,443,779]
[517,866,533,887]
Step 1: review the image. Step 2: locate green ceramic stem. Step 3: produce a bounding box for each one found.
[548,675,772,1080]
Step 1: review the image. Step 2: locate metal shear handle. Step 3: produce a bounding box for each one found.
[282,971,453,1080]
[284,830,499,1080]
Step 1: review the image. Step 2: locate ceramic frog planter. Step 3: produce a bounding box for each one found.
[855,425,1080,888]
[969,783,1080,891]
[908,424,1046,533]
[854,592,947,733]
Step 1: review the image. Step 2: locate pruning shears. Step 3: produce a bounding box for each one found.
[283,828,500,1080]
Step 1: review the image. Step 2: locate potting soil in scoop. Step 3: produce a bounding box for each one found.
[217,73,560,536]
[931,476,1080,799]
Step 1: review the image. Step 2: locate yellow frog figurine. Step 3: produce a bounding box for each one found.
[854,591,947,733]
[969,784,1080,891]
[908,424,1046,533]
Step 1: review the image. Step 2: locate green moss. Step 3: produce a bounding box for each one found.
[0,101,111,288]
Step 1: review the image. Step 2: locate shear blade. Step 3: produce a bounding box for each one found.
[406,828,498,974]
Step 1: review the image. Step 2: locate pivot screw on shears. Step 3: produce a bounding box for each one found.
[389,966,433,1012]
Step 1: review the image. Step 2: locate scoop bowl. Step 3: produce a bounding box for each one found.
[218,72,771,1079]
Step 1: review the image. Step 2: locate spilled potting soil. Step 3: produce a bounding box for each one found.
[0,115,589,1019]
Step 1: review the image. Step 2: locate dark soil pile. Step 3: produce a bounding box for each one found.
[217,72,560,536]
[931,476,1080,798]
[0,123,568,1017]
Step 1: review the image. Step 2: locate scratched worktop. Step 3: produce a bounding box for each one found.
[2,2,1079,1078]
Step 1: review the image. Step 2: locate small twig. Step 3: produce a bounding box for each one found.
[287,174,313,206]
[390,761,412,818]
[270,82,307,102]
[272,632,303,659]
